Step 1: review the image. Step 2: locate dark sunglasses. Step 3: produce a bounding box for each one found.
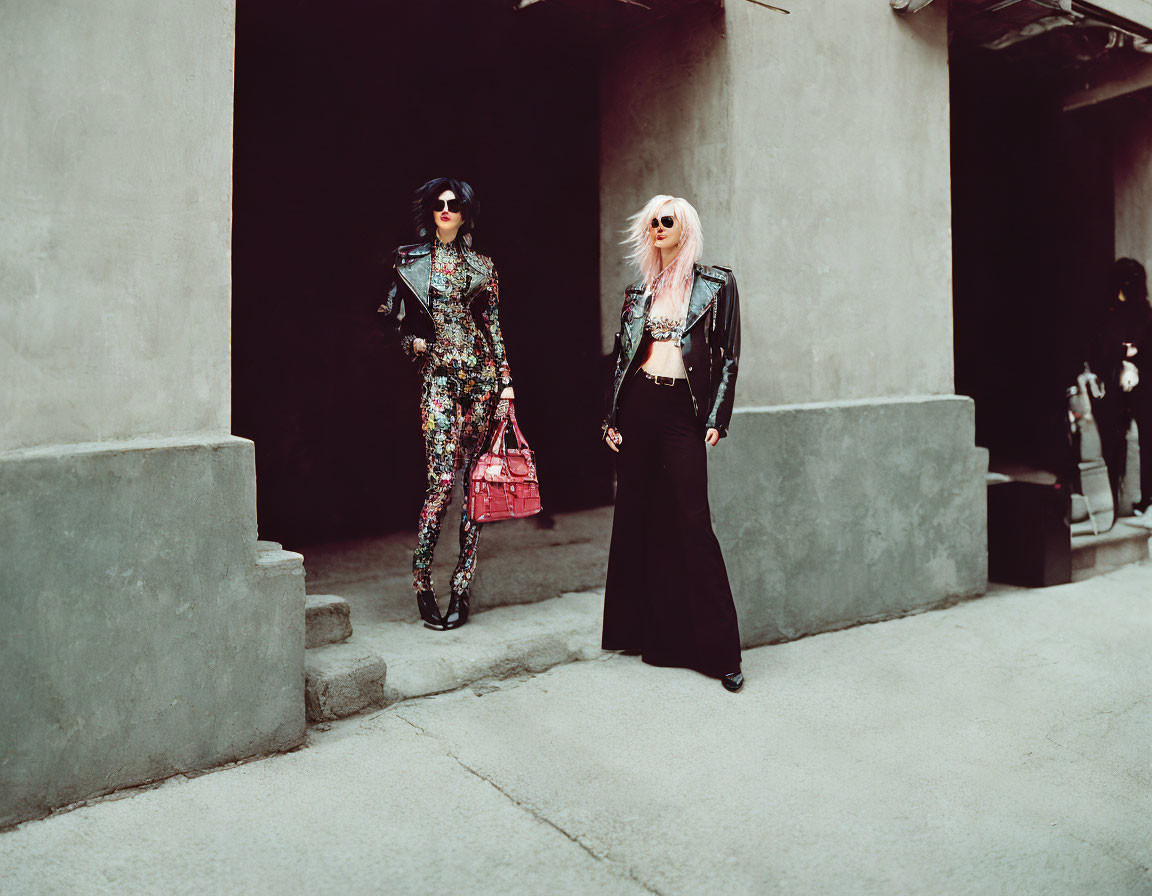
[650,215,675,229]
[431,198,463,213]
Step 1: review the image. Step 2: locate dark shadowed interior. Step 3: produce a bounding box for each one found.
[234,0,613,548]
[950,45,1149,476]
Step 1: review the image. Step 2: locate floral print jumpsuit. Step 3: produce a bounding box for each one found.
[404,239,512,595]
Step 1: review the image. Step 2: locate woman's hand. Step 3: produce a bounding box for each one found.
[604,427,622,453]
[705,429,720,446]
[1121,360,1140,392]
[412,338,428,354]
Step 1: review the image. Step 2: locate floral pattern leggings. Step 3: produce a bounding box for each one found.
[413,369,499,594]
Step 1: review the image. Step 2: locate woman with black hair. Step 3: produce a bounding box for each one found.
[378,177,514,630]
[1090,257,1152,515]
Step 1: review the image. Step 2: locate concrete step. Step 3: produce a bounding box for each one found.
[1071,520,1151,582]
[305,594,352,648]
[304,590,602,722]
[256,540,304,573]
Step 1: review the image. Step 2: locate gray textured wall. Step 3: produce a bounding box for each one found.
[1115,113,1152,267]
[711,398,988,646]
[599,2,953,406]
[0,2,307,828]
[0,1,235,452]
[0,438,305,829]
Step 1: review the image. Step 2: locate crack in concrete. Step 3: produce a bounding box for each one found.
[1065,831,1152,877]
[1044,695,1152,762]
[393,713,665,896]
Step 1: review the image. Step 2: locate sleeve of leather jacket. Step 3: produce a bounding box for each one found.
[706,271,741,437]
[480,266,513,387]
[602,326,625,434]
[377,265,423,363]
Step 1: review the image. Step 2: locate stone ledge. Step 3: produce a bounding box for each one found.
[305,595,352,648]
[1072,523,1151,582]
[303,591,603,723]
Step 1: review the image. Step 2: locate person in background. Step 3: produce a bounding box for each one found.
[1088,257,1152,515]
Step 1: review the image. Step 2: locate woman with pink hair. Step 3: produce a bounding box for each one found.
[601,195,744,692]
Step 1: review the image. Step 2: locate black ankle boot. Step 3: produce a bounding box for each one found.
[721,671,744,693]
[416,589,445,630]
[443,589,470,630]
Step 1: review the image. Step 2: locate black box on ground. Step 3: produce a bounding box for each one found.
[987,480,1072,587]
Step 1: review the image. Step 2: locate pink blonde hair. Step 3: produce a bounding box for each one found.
[623,195,704,315]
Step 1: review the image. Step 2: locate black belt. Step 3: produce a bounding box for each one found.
[639,370,686,387]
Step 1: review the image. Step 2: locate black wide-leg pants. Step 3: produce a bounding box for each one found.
[602,375,742,678]
[1097,370,1152,508]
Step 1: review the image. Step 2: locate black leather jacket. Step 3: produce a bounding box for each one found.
[376,241,513,387]
[604,264,740,437]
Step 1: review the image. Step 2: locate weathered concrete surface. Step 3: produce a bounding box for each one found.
[304,591,602,721]
[0,1,235,451]
[3,566,1149,894]
[304,651,388,722]
[0,437,305,828]
[1115,113,1152,266]
[300,503,613,625]
[710,397,988,646]
[1071,521,1152,582]
[600,2,953,406]
[304,594,352,648]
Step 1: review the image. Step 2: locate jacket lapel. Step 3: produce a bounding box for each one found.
[621,283,649,351]
[396,247,433,314]
[683,268,722,333]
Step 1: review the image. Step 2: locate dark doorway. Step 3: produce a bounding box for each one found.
[950,49,1117,476]
[234,1,612,548]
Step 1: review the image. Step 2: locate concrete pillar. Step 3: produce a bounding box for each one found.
[599,2,986,644]
[0,2,304,827]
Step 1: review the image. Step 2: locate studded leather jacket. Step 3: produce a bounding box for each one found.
[377,241,513,388]
[604,264,740,437]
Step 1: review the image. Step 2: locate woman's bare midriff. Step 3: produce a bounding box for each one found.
[641,340,688,379]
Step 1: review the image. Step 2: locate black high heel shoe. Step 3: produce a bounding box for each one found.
[416,589,446,630]
[721,671,744,693]
[443,589,470,630]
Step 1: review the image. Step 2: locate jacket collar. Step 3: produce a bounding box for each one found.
[684,265,723,332]
[622,267,722,341]
[395,240,490,309]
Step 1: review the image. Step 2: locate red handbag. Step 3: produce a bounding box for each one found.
[469,404,542,523]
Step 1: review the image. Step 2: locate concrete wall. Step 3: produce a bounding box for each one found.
[0,1,235,452]
[599,2,986,641]
[0,3,307,828]
[0,438,305,828]
[712,398,987,645]
[600,1,954,406]
[1114,113,1152,267]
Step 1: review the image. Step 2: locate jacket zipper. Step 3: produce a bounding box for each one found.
[681,297,715,421]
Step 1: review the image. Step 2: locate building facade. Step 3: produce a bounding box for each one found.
[4,0,1152,826]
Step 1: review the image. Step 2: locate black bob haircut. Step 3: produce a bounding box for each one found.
[1112,257,1148,306]
[412,177,478,241]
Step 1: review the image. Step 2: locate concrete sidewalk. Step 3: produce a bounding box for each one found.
[3,566,1151,895]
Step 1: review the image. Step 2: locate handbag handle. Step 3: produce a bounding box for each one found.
[504,401,530,451]
[488,401,530,457]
